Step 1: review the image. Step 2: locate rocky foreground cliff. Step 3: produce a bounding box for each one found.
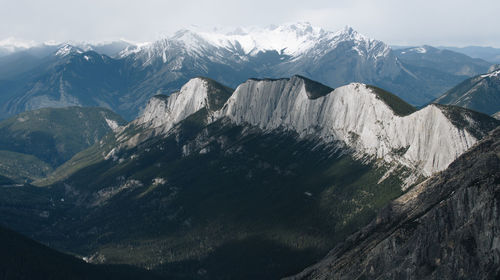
[287,127,500,280]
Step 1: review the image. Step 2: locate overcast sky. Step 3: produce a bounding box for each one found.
[1,0,499,47]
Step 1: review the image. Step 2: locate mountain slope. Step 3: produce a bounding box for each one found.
[395,45,491,76]
[0,225,163,280]
[120,24,440,106]
[1,23,492,120]
[0,150,53,183]
[288,126,500,280]
[0,46,129,119]
[440,45,500,64]
[0,106,125,182]
[1,77,492,280]
[435,68,500,115]
[4,79,407,279]
[217,76,497,176]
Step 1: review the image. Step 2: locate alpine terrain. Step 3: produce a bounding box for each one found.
[1,76,497,279]
[0,23,494,119]
[288,126,500,280]
[435,65,500,116]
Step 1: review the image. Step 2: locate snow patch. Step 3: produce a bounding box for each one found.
[481,69,500,78]
[105,118,120,131]
[120,23,390,62]
[55,44,82,56]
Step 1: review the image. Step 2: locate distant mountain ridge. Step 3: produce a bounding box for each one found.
[0,23,494,119]
[394,45,491,76]
[435,67,500,115]
[439,45,500,63]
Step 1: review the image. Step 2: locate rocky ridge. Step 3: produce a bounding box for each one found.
[287,126,500,280]
[113,76,498,181]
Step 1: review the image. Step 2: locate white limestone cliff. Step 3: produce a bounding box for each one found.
[123,76,487,177]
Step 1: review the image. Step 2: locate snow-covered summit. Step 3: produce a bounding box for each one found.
[55,44,83,57]
[119,23,391,64]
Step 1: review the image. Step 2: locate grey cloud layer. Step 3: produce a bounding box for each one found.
[0,0,499,46]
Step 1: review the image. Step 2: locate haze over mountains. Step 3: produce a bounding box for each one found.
[0,23,496,120]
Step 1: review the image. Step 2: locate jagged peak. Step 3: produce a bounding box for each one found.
[55,44,83,57]
[333,25,370,42]
[340,25,355,35]
[137,77,232,130]
[123,23,385,60]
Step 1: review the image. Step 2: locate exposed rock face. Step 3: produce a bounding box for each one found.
[219,76,495,176]
[287,127,500,280]
[115,77,498,180]
[136,78,212,131]
[136,77,233,131]
[493,111,500,120]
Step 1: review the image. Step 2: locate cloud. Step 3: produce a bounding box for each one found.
[0,0,499,46]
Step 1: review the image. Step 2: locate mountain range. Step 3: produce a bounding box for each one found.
[0,23,495,120]
[1,76,497,279]
[439,46,500,64]
[0,22,499,280]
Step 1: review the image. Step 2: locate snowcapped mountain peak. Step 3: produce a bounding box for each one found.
[267,22,324,37]
[192,22,326,57]
[116,23,395,75]
[121,23,388,62]
[333,25,368,41]
[324,26,391,59]
[339,25,355,35]
[55,44,83,57]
